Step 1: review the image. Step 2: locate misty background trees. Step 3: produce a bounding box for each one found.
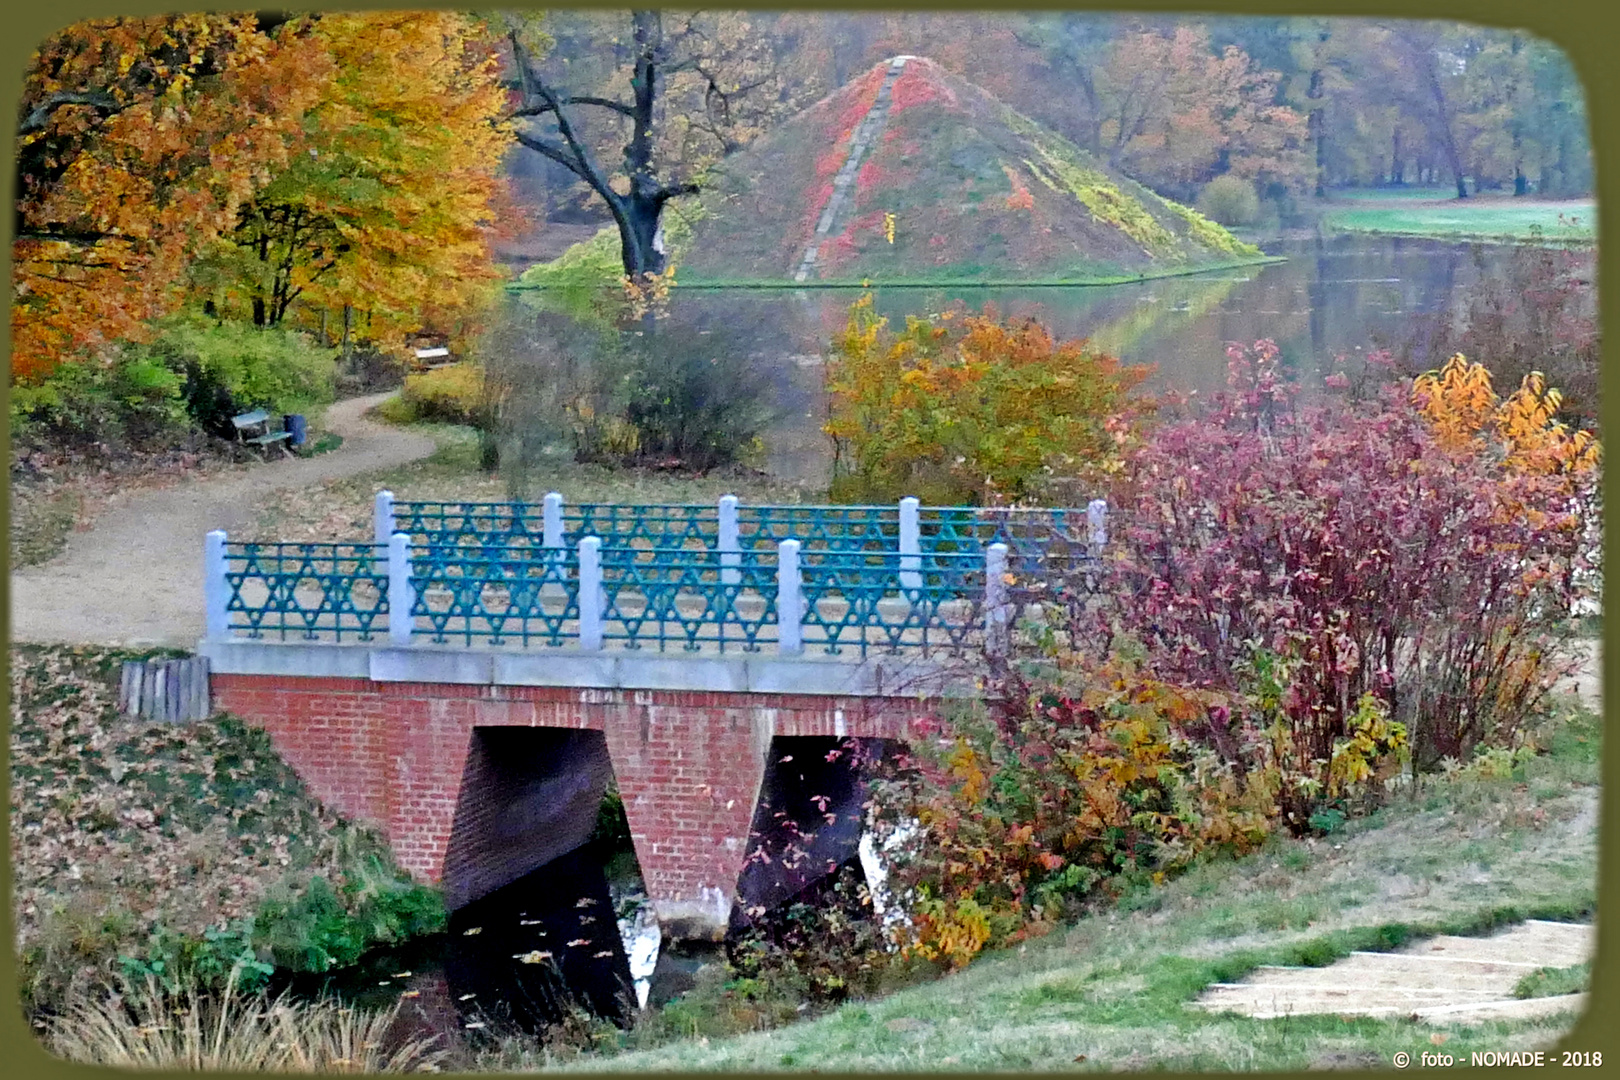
[505,11,1591,256]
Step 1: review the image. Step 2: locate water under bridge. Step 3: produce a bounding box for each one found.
[201,491,1109,940]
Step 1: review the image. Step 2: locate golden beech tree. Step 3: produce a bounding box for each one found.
[199,11,513,352]
[13,15,324,380]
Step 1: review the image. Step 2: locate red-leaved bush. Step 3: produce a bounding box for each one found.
[1101,342,1597,794]
[867,339,1598,970]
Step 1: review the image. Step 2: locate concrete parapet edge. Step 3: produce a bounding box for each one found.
[198,639,981,697]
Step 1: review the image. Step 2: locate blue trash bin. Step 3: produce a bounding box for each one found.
[286,414,308,447]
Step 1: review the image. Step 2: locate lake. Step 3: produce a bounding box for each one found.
[504,233,1567,486]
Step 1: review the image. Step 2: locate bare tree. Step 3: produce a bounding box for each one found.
[505,10,783,279]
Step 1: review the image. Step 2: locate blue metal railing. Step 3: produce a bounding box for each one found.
[384,495,1108,558]
[206,492,1109,657]
[797,549,985,657]
[596,545,779,653]
[221,542,388,642]
[408,542,576,647]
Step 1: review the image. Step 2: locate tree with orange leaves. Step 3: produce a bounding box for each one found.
[13,14,325,381]
[1096,24,1307,198]
[825,294,1152,505]
[196,11,513,354]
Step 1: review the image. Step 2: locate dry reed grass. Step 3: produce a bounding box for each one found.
[46,969,449,1072]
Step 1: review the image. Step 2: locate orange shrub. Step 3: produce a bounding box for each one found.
[824,295,1151,504]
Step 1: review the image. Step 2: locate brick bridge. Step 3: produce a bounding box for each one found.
[202,492,1106,938]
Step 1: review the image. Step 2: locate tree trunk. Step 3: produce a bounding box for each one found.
[252,233,270,327]
[1307,26,1329,198]
[1420,51,1468,198]
[1392,128,1404,184]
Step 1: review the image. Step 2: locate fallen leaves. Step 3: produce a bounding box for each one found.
[10,643,415,1002]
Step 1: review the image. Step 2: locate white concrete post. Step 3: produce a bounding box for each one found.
[579,536,604,650]
[205,530,231,642]
[899,496,921,591]
[719,494,740,586]
[543,492,564,548]
[777,539,803,656]
[388,532,415,646]
[985,542,1010,656]
[374,490,395,547]
[1087,498,1109,553]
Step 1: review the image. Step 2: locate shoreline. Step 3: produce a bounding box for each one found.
[507,254,1285,293]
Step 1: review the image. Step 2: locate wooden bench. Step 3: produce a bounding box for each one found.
[232,410,293,458]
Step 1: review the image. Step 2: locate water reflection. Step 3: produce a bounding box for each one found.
[500,234,1536,487]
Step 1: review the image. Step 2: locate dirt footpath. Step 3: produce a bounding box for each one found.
[8,393,434,648]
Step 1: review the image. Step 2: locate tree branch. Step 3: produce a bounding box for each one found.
[18,90,123,136]
[513,132,596,183]
[510,95,637,121]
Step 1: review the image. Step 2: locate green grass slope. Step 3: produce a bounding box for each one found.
[552,702,1599,1071]
[10,645,441,1014]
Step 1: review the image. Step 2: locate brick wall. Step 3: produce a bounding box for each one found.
[211,675,924,930]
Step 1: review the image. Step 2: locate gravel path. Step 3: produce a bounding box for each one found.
[9,393,434,648]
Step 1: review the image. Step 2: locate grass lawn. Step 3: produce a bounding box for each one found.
[1322,199,1595,244]
[253,420,827,542]
[1328,186,1472,202]
[533,702,1601,1072]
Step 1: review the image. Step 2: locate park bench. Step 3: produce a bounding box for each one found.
[231,410,294,458]
[412,346,455,371]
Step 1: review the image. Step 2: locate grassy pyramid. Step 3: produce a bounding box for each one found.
[519,57,1264,288]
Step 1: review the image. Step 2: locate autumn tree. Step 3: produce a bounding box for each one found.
[825,296,1151,505]
[194,11,513,353]
[1094,25,1307,199]
[12,15,322,380]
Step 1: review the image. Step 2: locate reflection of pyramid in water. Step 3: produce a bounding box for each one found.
[678,56,1261,284]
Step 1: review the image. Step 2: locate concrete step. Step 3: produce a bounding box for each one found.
[1189,921,1593,1021]
[1193,984,1499,1016]
[1241,953,1525,992]
[1398,922,1593,968]
[1413,993,1588,1025]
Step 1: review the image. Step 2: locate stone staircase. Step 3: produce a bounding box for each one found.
[793,55,912,283]
[1190,919,1592,1024]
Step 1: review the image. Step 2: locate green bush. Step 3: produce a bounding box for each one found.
[1195,175,1261,227]
[491,303,776,473]
[399,363,491,428]
[144,318,336,436]
[10,352,188,448]
[614,321,775,472]
[250,873,444,975]
[118,920,274,995]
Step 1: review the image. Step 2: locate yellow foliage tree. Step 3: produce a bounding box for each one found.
[824,294,1151,505]
[1411,353,1601,476]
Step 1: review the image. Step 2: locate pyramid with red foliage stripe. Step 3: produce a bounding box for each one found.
[675,56,1261,284]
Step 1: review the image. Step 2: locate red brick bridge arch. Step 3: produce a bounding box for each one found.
[210,652,945,937]
[202,491,1105,938]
